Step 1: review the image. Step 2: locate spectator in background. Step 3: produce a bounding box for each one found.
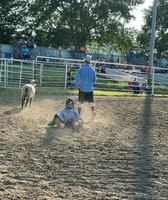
[69,44,77,58]
[12,39,19,47]
[79,46,85,53]
[101,66,106,73]
[21,41,26,47]
[135,50,140,65]
[125,51,130,64]
[58,46,62,57]
[26,41,34,50]
[117,58,120,63]
[78,45,86,59]
[70,44,76,53]
[109,54,114,63]
[21,46,30,60]
[144,83,152,94]
[140,80,152,95]
[132,78,140,94]
[130,50,135,64]
[66,65,73,88]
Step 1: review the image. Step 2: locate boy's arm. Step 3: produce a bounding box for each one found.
[58,108,65,120]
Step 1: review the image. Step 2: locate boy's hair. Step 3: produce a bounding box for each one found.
[66,97,74,105]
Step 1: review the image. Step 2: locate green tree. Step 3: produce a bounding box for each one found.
[0,0,28,43]
[137,0,168,58]
[28,0,143,49]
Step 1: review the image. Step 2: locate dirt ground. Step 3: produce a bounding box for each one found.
[0,90,168,200]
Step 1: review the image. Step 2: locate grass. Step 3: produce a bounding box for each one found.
[1,62,168,96]
[38,87,168,97]
[0,86,168,98]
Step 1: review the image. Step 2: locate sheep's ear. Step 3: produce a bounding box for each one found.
[31,80,36,83]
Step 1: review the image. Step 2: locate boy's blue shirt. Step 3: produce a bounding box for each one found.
[75,64,96,92]
[58,107,80,123]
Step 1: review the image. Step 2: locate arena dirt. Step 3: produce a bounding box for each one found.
[0,91,168,199]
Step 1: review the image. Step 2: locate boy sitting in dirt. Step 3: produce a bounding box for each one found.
[46,97,84,130]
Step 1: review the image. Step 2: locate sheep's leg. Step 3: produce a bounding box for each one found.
[22,97,25,109]
[25,98,29,108]
[29,97,33,107]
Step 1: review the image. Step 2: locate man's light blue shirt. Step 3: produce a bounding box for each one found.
[75,64,96,92]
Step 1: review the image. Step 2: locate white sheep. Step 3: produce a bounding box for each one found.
[21,80,36,109]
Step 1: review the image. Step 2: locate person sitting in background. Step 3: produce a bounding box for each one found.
[144,83,152,94]
[140,82,146,94]
[128,81,132,91]
[66,66,73,88]
[132,78,140,94]
[101,66,106,73]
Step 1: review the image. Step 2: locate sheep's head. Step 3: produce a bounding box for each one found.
[29,79,37,86]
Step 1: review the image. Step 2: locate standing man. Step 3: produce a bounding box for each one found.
[75,55,97,118]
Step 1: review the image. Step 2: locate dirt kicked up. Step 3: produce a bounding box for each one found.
[0,92,168,200]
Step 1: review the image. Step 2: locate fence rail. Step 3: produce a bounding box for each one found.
[0,57,168,95]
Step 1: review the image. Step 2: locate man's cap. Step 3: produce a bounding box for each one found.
[84,55,92,63]
[66,97,74,105]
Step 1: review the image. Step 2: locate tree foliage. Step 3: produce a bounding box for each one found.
[137,0,168,58]
[0,0,28,43]
[0,0,144,53]
[28,0,143,49]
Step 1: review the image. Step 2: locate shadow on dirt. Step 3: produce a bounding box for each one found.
[41,128,59,146]
[41,127,73,146]
[134,96,156,196]
[3,107,22,115]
